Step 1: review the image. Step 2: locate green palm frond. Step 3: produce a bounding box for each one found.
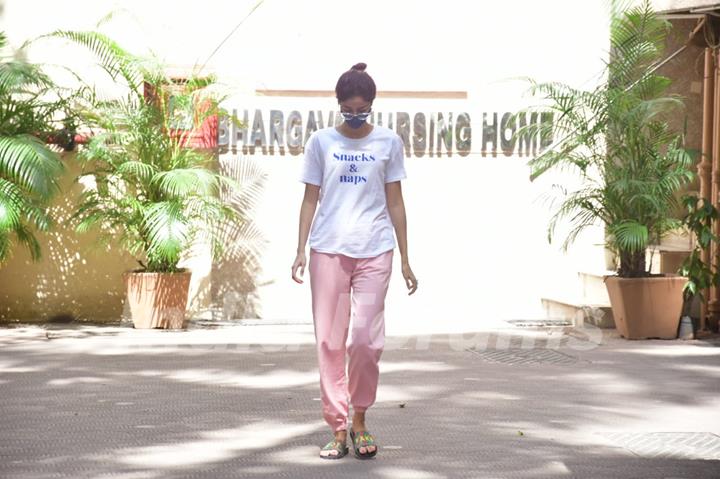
[0,135,63,196]
[0,60,53,94]
[115,160,158,183]
[0,176,24,230]
[44,30,145,94]
[152,168,219,198]
[510,0,694,277]
[0,31,70,266]
[608,220,649,253]
[142,200,189,270]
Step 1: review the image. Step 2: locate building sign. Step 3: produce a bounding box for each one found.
[218,109,554,158]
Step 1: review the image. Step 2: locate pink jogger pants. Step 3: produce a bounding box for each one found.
[308,247,394,432]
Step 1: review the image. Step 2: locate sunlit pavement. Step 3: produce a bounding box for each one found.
[1,321,719,478]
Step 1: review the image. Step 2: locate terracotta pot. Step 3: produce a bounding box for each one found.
[604,274,686,339]
[123,269,192,329]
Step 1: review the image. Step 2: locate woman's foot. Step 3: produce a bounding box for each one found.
[351,412,376,455]
[319,429,348,459]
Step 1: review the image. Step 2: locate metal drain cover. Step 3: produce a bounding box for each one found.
[465,347,579,365]
[600,432,720,460]
[506,319,573,327]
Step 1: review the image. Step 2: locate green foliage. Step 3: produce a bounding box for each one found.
[0,31,70,265]
[678,195,720,316]
[511,0,695,278]
[53,30,244,273]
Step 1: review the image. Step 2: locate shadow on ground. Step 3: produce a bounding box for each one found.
[0,325,718,478]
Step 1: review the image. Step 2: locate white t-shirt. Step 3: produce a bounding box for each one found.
[299,125,407,258]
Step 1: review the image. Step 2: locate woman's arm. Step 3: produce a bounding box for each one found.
[292,184,320,283]
[386,181,418,295]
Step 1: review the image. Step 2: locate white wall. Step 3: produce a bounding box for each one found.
[3,0,612,333]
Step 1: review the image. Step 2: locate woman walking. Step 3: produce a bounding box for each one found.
[291,62,418,460]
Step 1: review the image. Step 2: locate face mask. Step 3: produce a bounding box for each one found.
[341,110,371,129]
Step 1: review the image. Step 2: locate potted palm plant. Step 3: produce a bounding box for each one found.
[513,0,695,339]
[54,31,243,329]
[0,31,73,266]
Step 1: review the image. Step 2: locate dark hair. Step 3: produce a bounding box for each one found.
[335,62,376,104]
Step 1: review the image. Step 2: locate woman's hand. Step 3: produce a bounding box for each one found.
[291,251,307,284]
[401,261,418,295]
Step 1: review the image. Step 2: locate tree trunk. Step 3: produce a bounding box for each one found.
[618,249,647,277]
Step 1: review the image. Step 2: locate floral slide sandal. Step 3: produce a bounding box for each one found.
[349,428,378,459]
[319,438,349,459]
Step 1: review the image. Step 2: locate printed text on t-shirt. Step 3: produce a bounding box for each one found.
[333,151,375,185]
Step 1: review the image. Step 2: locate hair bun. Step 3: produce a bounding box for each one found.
[351,62,367,72]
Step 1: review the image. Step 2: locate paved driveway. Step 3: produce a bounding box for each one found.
[1,322,718,478]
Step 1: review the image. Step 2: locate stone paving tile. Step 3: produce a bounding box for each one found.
[0,323,718,478]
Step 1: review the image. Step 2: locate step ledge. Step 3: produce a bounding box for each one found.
[647,244,693,253]
[577,270,618,278]
[541,296,611,309]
